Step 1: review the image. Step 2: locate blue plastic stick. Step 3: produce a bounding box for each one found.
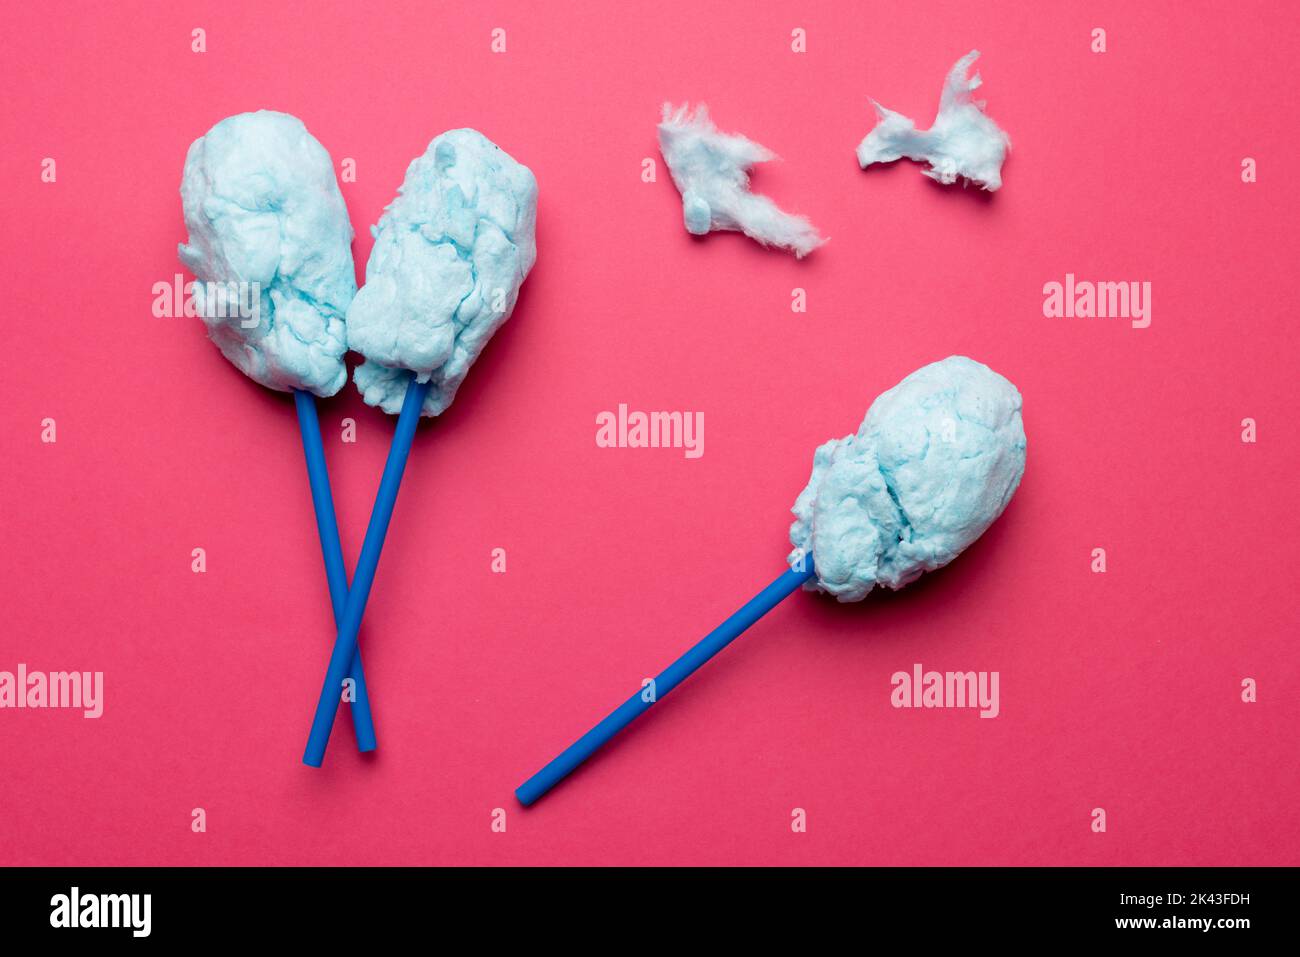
[303,376,431,767]
[515,556,817,805]
[292,389,376,753]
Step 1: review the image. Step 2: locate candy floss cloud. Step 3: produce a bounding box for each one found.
[790,356,1026,602]
[178,110,357,396]
[347,129,539,417]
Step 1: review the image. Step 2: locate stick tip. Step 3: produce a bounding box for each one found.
[515,783,540,807]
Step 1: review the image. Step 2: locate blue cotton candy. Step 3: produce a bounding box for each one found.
[178,110,356,396]
[789,356,1026,602]
[348,129,538,417]
[658,103,824,258]
[857,51,1010,191]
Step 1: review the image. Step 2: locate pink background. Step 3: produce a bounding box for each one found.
[1,0,1297,866]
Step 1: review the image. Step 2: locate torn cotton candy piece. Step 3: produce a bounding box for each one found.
[789,356,1026,602]
[178,110,356,396]
[348,129,538,417]
[657,103,824,258]
[856,51,1010,191]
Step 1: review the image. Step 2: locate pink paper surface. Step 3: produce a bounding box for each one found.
[1,0,1296,866]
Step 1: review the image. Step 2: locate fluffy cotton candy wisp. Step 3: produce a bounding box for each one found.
[658,103,824,258]
[856,51,1010,191]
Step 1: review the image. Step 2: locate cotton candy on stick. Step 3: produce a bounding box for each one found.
[303,130,538,766]
[517,356,1026,805]
[178,110,376,751]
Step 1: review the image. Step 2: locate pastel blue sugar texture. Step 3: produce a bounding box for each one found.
[178,110,356,396]
[789,356,1026,602]
[657,103,824,258]
[856,51,1010,192]
[348,129,538,417]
